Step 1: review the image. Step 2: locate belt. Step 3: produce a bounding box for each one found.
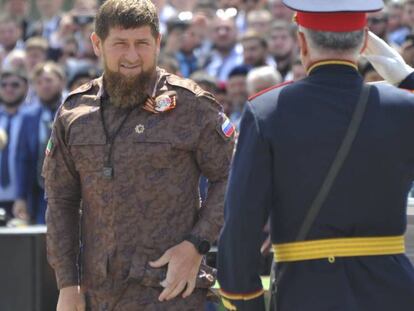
[273,235,405,263]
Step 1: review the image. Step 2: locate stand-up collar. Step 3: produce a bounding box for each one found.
[307,60,359,76]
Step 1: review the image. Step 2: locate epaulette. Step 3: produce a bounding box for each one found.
[248,81,294,101]
[166,74,205,96]
[63,80,95,104]
[166,74,221,109]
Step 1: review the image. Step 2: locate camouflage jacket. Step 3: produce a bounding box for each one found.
[43,67,235,289]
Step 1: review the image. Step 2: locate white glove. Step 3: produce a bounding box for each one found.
[362,31,414,85]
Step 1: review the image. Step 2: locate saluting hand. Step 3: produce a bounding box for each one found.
[149,241,203,301]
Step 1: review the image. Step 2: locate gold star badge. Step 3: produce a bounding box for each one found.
[135,124,145,134]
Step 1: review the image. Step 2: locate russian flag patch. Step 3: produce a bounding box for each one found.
[220,114,235,138]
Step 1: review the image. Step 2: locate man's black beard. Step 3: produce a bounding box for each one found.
[40,92,62,110]
[213,42,235,55]
[252,58,267,67]
[273,50,293,62]
[2,94,26,109]
[104,64,156,109]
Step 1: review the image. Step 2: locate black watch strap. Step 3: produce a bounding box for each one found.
[184,234,211,255]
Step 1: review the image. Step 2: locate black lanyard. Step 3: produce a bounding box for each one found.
[99,100,134,179]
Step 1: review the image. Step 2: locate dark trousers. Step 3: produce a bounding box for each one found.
[84,283,207,311]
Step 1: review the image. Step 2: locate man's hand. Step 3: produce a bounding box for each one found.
[261,220,272,256]
[362,31,414,85]
[57,286,85,311]
[261,235,272,256]
[12,199,29,221]
[149,241,203,301]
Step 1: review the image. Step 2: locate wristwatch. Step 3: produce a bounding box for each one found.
[184,234,211,255]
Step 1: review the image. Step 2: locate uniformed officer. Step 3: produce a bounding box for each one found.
[217,1,414,310]
[43,0,234,310]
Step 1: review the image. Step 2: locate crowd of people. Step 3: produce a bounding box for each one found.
[0,0,413,225]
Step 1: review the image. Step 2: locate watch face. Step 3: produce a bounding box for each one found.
[199,240,211,254]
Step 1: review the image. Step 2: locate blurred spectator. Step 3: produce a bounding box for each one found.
[226,65,249,129]
[237,0,267,33]
[15,62,66,224]
[0,15,25,60]
[172,15,207,78]
[48,0,96,61]
[194,0,217,21]
[0,68,28,220]
[204,15,243,82]
[156,0,198,35]
[218,0,247,33]
[388,1,404,33]
[27,0,65,42]
[53,11,99,82]
[59,36,79,64]
[190,70,219,94]
[158,53,181,75]
[246,9,272,35]
[218,0,242,9]
[401,33,414,67]
[2,0,32,41]
[386,1,408,45]
[163,17,191,56]
[291,57,306,81]
[77,22,97,63]
[24,37,48,74]
[170,0,198,12]
[242,0,266,12]
[388,1,409,46]
[246,65,281,96]
[0,47,6,71]
[48,13,78,55]
[152,0,176,35]
[2,50,27,73]
[268,21,297,80]
[73,0,98,11]
[72,0,98,55]
[403,0,414,31]
[240,30,275,68]
[367,10,389,41]
[22,37,49,105]
[267,0,294,23]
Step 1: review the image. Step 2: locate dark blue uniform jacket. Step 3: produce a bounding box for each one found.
[218,62,414,311]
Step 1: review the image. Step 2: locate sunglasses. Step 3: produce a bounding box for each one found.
[0,81,23,89]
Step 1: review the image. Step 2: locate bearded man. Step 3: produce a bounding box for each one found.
[0,68,28,220]
[15,61,66,224]
[42,0,235,310]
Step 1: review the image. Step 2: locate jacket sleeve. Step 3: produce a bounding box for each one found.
[399,72,414,90]
[42,106,81,289]
[217,102,272,310]
[191,92,235,243]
